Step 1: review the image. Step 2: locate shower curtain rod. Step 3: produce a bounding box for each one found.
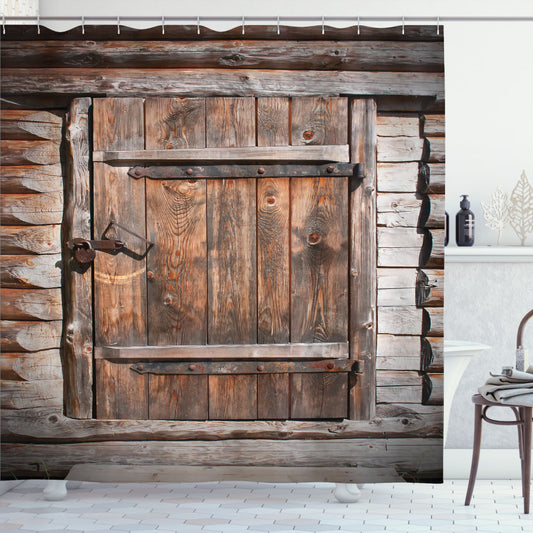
[2,15,533,23]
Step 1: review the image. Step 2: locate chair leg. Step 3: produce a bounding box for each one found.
[518,408,526,499]
[465,404,483,506]
[523,407,532,514]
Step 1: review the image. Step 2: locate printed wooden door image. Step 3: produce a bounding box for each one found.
[91,96,370,421]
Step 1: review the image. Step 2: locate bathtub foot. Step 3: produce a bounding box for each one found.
[43,479,67,501]
[334,483,362,503]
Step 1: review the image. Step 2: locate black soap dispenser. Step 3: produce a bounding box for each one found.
[456,195,475,246]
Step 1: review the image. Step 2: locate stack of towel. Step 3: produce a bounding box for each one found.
[479,367,533,406]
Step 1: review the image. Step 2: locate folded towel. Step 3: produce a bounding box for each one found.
[478,366,533,406]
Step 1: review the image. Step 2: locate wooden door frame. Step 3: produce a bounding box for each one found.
[60,96,377,425]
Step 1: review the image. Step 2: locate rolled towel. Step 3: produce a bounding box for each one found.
[478,366,533,407]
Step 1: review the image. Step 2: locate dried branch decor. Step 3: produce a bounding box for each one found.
[481,187,510,245]
[509,171,533,245]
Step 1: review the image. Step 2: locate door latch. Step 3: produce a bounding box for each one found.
[67,238,125,264]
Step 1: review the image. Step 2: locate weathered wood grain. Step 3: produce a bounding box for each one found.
[96,342,349,360]
[349,99,377,421]
[0,140,60,166]
[62,98,93,419]
[0,350,62,381]
[421,337,444,372]
[145,98,208,346]
[93,98,147,347]
[378,307,424,336]
[378,287,415,307]
[0,164,62,193]
[0,192,63,225]
[0,438,443,480]
[377,335,423,371]
[423,228,445,268]
[1,320,62,352]
[0,225,61,255]
[1,407,442,442]
[377,385,423,404]
[1,69,445,100]
[257,178,290,343]
[291,373,348,419]
[377,193,444,228]
[0,110,62,141]
[423,114,445,137]
[377,370,422,387]
[257,374,289,419]
[426,136,445,162]
[377,162,419,193]
[1,40,444,72]
[423,373,444,405]
[0,254,62,289]
[416,269,444,307]
[378,228,443,268]
[148,375,208,420]
[376,116,420,137]
[377,268,417,289]
[257,97,289,147]
[0,379,63,409]
[377,137,425,162]
[423,307,444,337]
[0,288,62,321]
[95,360,148,419]
[208,375,258,420]
[418,163,445,194]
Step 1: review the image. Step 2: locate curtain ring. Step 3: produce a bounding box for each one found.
[161,15,165,35]
[37,15,40,34]
[436,16,440,35]
[242,15,245,35]
[401,15,405,35]
[277,15,280,36]
[197,16,200,35]
[117,16,120,35]
[321,15,325,35]
[81,15,85,35]
[357,16,360,35]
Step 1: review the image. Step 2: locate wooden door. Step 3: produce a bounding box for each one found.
[92,96,365,421]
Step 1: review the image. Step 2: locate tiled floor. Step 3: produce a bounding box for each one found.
[1,479,532,533]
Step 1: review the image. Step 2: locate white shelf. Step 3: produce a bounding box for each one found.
[445,246,533,262]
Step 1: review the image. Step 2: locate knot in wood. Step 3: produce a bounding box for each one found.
[308,232,321,245]
[266,196,276,205]
[48,415,58,423]
[401,418,410,425]
[147,270,155,280]
[363,321,373,330]
[303,130,314,140]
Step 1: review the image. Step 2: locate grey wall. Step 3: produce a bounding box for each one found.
[445,260,533,449]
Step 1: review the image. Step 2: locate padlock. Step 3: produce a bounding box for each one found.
[73,240,96,264]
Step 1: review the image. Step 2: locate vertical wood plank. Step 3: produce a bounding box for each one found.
[257,374,289,419]
[290,373,348,419]
[61,97,92,419]
[208,375,257,420]
[148,375,208,420]
[145,98,207,346]
[349,99,378,420]
[95,360,148,419]
[205,97,255,148]
[257,97,289,147]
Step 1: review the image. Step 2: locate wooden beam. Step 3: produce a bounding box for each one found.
[95,342,349,360]
[0,350,62,381]
[0,40,444,72]
[1,69,445,99]
[0,192,63,225]
[423,308,444,337]
[0,379,63,409]
[1,320,62,352]
[377,193,444,229]
[0,438,443,481]
[94,145,350,163]
[0,288,62,321]
[426,137,445,163]
[377,137,425,162]
[0,225,61,255]
[0,110,62,141]
[377,162,419,193]
[61,97,93,419]
[0,254,62,289]
[421,337,444,372]
[0,140,60,166]
[129,163,357,180]
[418,163,445,194]
[423,373,444,405]
[377,335,423,371]
[416,269,444,307]
[423,114,445,137]
[376,116,420,137]
[0,164,63,194]
[349,99,377,421]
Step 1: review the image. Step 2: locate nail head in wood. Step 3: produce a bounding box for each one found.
[327,165,335,173]
[189,364,196,371]
[258,167,265,175]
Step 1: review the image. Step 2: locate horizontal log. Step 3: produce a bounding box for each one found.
[131,359,355,375]
[0,254,62,289]
[0,379,63,409]
[0,94,74,111]
[377,385,422,404]
[423,114,445,137]
[378,306,423,335]
[129,163,357,180]
[0,288,63,321]
[377,137,425,162]
[1,405,443,443]
[0,24,445,42]
[421,337,444,372]
[378,228,443,268]
[377,193,444,228]
[378,288,415,307]
[377,335,422,371]
[1,69,445,99]
[0,350,62,381]
[0,438,442,480]
[377,370,422,387]
[0,192,63,225]
[377,268,418,289]
[96,342,349,360]
[377,162,419,193]
[418,163,445,194]
[423,373,444,405]
[416,269,444,307]
[1,320,62,352]
[65,464,403,484]
[0,140,60,166]
[424,228,444,268]
[0,164,63,193]
[376,116,420,137]
[375,403,442,425]
[0,110,62,141]
[95,145,350,163]
[0,225,61,255]
[423,307,444,337]
[374,95,443,113]
[1,40,444,72]
[426,137,445,163]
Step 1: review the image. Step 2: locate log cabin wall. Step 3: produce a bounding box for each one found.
[0,24,444,481]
